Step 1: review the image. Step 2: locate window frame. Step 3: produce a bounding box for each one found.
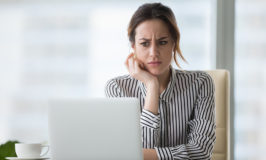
[215,0,235,159]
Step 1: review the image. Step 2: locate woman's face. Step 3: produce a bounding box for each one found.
[132,19,175,76]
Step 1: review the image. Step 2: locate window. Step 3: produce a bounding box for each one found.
[235,0,266,159]
[0,0,214,145]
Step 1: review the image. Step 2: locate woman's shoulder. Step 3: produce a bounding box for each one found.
[175,69,211,78]
[105,74,138,89]
[174,69,214,84]
[106,74,135,84]
[105,74,139,97]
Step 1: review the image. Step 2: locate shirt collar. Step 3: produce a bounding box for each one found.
[138,65,176,103]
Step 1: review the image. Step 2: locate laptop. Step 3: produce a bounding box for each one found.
[48,98,143,160]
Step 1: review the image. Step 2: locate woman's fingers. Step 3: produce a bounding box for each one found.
[125,52,148,79]
[133,57,145,70]
[134,59,138,73]
[128,57,135,74]
[125,53,134,71]
[125,53,134,66]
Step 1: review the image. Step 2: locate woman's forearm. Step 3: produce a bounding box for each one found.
[144,82,160,115]
[143,149,158,160]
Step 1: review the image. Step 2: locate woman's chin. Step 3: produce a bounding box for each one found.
[146,66,170,77]
[147,68,163,76]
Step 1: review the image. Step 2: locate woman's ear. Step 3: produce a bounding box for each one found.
[131,43,136,53]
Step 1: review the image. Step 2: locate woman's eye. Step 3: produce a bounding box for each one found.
[140,42,149,47]
[159,41,168,45]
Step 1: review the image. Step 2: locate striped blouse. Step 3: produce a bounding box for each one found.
[105,66,216,160]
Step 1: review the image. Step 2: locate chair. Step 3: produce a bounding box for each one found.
[205,70,230,160]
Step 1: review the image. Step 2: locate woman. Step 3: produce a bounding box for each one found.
[105,3,216,160]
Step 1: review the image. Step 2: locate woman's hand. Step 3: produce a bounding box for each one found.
[125,52,160,114]
[125,53,159,88]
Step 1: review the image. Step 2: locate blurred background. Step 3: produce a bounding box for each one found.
[0,0,265,160]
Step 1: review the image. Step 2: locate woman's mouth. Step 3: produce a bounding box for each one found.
[148,61,162,67]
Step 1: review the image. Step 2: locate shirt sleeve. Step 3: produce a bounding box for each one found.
[140,109,161,148]
[105,78,123,97]
[155,73,216,160]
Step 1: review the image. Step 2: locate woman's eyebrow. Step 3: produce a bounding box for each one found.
[139,36,169,41]
[139,38,150,41]
[158,36,168,40]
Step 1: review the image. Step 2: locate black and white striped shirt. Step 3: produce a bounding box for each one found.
[105,66,216,160]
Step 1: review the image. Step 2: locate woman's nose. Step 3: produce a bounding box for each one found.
[149,43,159,56]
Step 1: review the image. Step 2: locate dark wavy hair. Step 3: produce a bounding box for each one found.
[127,3,187,68]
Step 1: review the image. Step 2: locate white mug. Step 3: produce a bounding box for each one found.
[15,143,49,158]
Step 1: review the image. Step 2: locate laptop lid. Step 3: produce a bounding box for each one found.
[48,98,143,160]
